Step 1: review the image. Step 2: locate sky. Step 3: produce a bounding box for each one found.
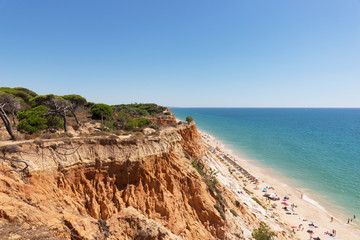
[0,0,359,107]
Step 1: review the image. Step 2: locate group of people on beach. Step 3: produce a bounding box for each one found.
[347,215,356,224]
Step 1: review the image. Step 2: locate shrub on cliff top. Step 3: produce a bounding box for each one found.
[252,222,275,240]
[124,117,152,131]
[90,103,113,120]
[186,116,193,123]
[17,106,48,134]
[112,103,167,116]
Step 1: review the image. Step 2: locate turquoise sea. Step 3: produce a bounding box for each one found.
[171,108,360,222]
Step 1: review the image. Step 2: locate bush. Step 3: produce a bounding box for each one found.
[17,106,49,134]
[186,116,193,123]
[112,103,167,117]
[124,118,152,131]
[115,110,131,129]
[90,103,113,120]
[45,114,63,130]
[252,222,275,240]
[230,209,238,217]
[204,168,218,191]
[191,160,204,176]
[214,202,226,220]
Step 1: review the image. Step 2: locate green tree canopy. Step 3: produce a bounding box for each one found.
[90,103,113,120]
[30,94,56,107]
[62,94,87,124]
[62,94,87,108]
[112,103,166,117]
[17,106,49,134]
[29,94,71,132]
[0,87,37,104]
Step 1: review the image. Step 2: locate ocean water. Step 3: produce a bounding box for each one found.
[171,108,360,220]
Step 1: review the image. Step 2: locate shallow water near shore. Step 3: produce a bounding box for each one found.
[171,108,360,225]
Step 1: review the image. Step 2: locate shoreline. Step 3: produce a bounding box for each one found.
[198,128,360,239]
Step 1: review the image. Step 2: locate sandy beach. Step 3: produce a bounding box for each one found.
[199,130,360,240]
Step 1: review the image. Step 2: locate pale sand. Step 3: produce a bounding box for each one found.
[199,130,360,240]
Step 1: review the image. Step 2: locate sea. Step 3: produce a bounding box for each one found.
[171,108,360,223]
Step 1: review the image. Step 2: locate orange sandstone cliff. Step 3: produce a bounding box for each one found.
[0,122,290,239]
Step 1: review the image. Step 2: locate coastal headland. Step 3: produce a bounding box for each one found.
[0,90,358,239]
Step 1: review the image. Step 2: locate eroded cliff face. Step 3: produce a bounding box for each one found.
[0,122,252,239]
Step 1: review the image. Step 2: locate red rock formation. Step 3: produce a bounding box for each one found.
[0,122,292,239]
[0,123,229,239]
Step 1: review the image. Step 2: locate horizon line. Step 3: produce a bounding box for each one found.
[168,107,360,109]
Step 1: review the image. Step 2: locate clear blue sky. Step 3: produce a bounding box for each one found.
[1,0,359,107]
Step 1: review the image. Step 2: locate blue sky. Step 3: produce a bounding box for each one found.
[0,0,359,107]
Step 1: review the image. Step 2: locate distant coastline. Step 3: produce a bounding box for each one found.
[172,108,360,227]
[196,127,360,239]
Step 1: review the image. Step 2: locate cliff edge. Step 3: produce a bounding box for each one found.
[0,122,289,239]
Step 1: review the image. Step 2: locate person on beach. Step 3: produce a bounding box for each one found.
[330,216,333,222]
[300,193,303,199]
[347,218,350,224]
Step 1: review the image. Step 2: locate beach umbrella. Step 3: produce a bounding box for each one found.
[285,194,290,197]
[284,203,289,206]
[282,199,287,201]
[263,188,268,191]
[291,226,297,228]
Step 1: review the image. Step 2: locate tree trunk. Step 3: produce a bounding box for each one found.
[62,111,68,133]
[0,108,15,140]
[11,111,16,126]
[71,109,80,125]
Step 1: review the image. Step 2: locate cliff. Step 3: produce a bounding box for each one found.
[0,122,289,239]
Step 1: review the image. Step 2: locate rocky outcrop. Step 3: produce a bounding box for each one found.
[0,122,248,239]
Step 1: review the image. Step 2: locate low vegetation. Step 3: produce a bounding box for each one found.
[252,222,276,240]
[252,196,267,210]
[191,158,227,220]
[186,116,193,123]
[90,103,113,121]
[191,158,219,191]
[230,209,238,217]
[0,87,170,140]
[112,103,167,117]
